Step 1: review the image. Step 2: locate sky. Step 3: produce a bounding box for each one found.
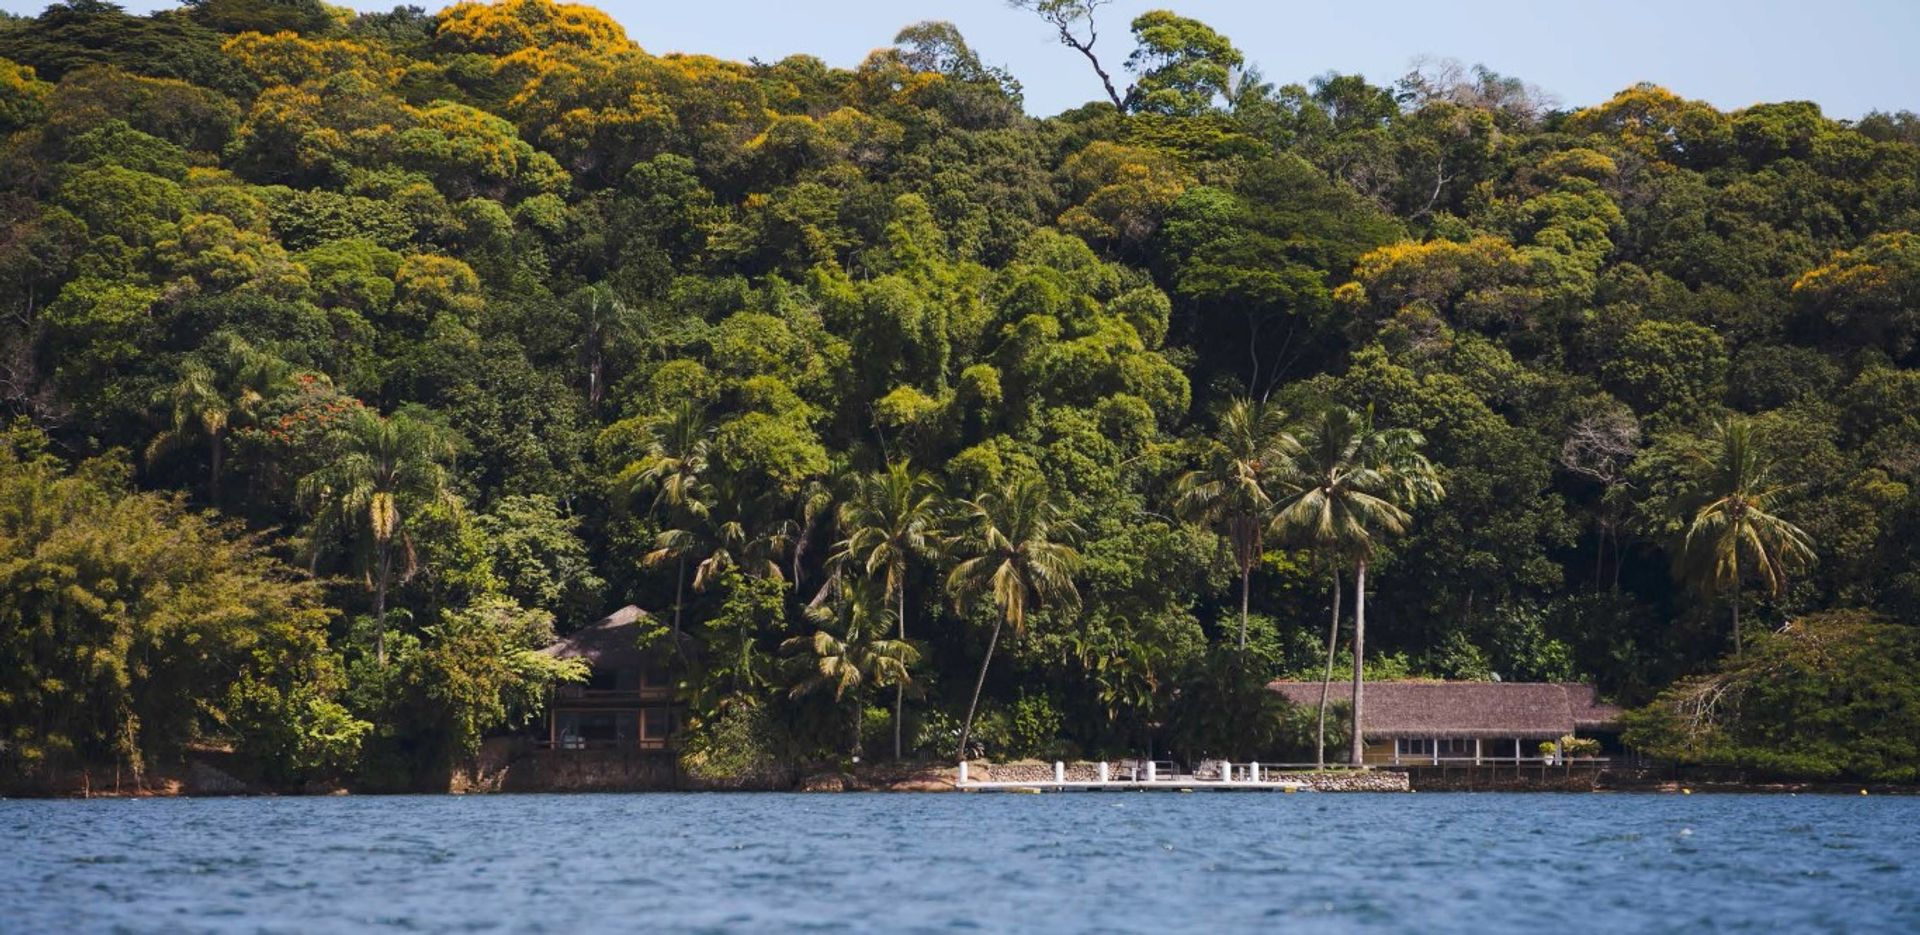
[6,0,1918,119]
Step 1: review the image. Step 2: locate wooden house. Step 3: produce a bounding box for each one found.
[1267,680,1625,765]
[540,606,680,752]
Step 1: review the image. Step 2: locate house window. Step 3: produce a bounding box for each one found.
[555,711,638,748]
[1397,738,1433,757]
[1438,738,1475,759]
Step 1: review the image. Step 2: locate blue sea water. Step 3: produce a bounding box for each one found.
[2,792,1916,933]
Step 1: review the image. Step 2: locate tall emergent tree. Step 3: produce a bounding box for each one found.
[1674,416,1817,657]
[1273,407,1442,767]
[947,476,1083,761]
[833,461,944,759]
[631,402,713,638]
[1173,398,1297,649]
[298,408,457,665]
[146,335,290,507]
[782,577,918,760]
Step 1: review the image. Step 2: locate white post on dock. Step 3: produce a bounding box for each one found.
[1250,762,1260,784]
[1098,761,1110,783]
[1054,761,1065,783]
[1146,760,1157,782]
[958,761,969,784]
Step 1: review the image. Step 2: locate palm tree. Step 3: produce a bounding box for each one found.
[630,402,713,638]
[945,476,1082,761]
[297,408,457,665]
[1173,398,1298,649]
[1272,406,1442,767]
[147,335,290,507]
[571,282,642,412]
[833,461,943,760]
[781,577,918,759]
[1674,416,1816,657]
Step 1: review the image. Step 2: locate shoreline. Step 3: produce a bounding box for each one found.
[7,757,1915,799]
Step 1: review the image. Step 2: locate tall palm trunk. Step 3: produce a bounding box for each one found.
[956,616,1004,762]
[208,430,224,508]
[671,553,686,639]
[894,586,907,761]
[1238,561,1251,650]
[1731,548,1742,658]
[849,696,864,760]
[1349,557,1368,767]
[1316,567,1341,769]
[373,543,392,666]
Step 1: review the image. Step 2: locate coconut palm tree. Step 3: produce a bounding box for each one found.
[1173,398,1299,649]
[782,577,918,759]
[630,402,713,638]
[1272,406,1442,767]
[833,461,943,759]
[571,282,642,412]
[646,477,790,631]
[1674,416,1816,657]
[945,476,1082,761]
[297,408,457,665]
[147,335,290,507]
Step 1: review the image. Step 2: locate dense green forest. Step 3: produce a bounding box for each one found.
[3,0,1918,788]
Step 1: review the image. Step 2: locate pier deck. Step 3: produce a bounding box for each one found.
[957,778,1309,792]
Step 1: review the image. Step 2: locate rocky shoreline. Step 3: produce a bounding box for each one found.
[9,753,1914,797]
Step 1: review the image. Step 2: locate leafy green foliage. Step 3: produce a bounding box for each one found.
[2,0,1917,785]
[1625,611,1920,781]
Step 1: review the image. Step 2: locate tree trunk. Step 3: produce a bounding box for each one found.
[956,615,1005,762]
[894,586,907,761]
[1238,562,1251,650]
[1316,567,1341,770]
[373,544,391,666]
[672,553,686,639]
[1349,557,1368,767]
[1731,585,1742,658]
[208,430,223,508]
[1594,525,1605,590]
[849,696,864,761]
[588,352,604,411]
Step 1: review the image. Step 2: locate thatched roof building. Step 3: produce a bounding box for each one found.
[539,606,679,751]
[1267,681,1624,740]
[543,605,651,668]
[1268,680,1625,765]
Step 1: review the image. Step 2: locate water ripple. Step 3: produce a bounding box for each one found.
[2,792,1918,933]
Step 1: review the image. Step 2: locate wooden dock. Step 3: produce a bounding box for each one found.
[955,760,1312,793]
[958,778,1310,793]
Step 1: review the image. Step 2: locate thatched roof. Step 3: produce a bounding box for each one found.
[543,605,652,668]
[1267,680,1625,739]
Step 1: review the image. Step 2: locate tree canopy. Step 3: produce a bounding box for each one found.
[3,0,1918,785]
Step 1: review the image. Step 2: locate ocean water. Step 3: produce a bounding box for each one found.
[3,792,1916,933]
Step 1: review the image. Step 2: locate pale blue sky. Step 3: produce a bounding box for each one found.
[8,0,1917,118]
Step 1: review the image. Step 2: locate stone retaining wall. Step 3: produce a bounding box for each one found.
[1266,770,1411,792]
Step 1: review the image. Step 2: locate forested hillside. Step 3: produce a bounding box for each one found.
[4,0,1918,787]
